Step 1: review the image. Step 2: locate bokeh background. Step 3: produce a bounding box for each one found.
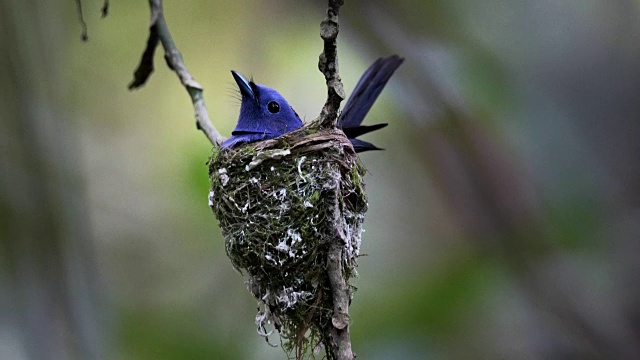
[2,0,640,359]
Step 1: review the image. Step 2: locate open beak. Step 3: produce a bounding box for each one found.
[231,70,255,100]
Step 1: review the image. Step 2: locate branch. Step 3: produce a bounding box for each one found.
[101,0,110,18]
[316,2,353,359]
[325,243,353,359]
[129,0,224,147]
[74,0,89,41]
[322,177,354,360]
[317,0,346,129]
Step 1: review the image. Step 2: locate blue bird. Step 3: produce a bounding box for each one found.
[222,55,404,152]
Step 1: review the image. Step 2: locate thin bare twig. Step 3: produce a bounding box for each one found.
[317,0,346,129]
[128,22,158,89]
[101,0,110,18]
[129,0,224,147]
[74,0,89,41]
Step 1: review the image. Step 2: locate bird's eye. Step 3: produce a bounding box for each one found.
[267,101,280,113]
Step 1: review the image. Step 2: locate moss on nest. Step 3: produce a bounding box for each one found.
[208,122,367,356]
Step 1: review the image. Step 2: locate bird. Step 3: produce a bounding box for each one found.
[222,55,404,153]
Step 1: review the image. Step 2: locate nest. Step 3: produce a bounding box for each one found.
[208,122,368,356]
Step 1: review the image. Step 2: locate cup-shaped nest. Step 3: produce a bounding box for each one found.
[208,123,368,352]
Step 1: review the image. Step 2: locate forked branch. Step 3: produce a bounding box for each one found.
[129,0,224,147]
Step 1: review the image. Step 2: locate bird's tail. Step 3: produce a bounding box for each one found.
[339,55,404,152]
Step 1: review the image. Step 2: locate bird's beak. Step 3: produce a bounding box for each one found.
[231,70,255,100]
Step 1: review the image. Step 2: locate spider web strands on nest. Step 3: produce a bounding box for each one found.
[208,124,366,358]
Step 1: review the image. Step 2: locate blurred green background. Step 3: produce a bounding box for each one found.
[2,0,640,359]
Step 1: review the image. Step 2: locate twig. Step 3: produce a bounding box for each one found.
[74,0,89,41]
[127,22,158,89]
[101,0,110,18]
[317,0,346,129]
[322,176,353,360]
[129,0,224,147]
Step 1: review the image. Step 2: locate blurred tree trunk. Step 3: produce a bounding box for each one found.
[0,1,107,359]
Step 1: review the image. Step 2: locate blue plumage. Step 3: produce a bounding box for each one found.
[222,55,404,152]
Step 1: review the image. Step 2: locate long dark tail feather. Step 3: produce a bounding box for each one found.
[342,123,388,139]
[339,55,404,130]
[349,138,384,153]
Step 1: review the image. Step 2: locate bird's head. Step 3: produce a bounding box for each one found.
[231,71,303,137]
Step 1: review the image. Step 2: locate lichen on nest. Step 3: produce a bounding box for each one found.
[208,122,368,356]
